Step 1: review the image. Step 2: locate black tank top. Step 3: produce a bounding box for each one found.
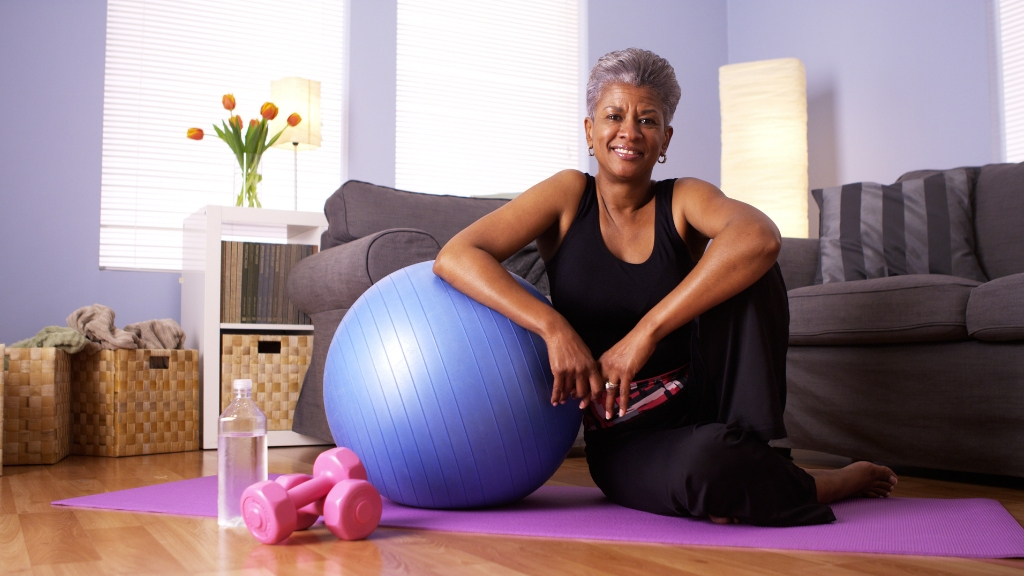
[546,174,696,379]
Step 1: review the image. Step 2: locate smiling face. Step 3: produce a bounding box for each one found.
[585,83,673,182]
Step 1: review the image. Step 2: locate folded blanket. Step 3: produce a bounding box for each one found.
[11,326,102,354]
[67,304,138,350]
[124,319,185,350]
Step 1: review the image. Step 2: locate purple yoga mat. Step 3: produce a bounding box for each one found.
[52,475,1024,558]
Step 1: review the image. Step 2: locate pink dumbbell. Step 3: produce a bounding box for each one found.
[272,473,322,531]
[240,447,381,544]
[322,473,383,540]
[271,471,380,536]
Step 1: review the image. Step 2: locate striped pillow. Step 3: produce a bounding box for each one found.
[813,169,986,284]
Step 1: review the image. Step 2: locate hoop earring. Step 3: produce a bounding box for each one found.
[588,147,595,157]
[658,153,667,164]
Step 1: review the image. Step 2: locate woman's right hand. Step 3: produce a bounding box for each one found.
[544,320,604,409]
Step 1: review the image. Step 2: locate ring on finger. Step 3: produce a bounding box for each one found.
[604,381,618,390]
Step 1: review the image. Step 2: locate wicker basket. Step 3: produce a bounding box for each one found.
[221,334,311,431]
[70,349,199,457]
[3,347,71,465]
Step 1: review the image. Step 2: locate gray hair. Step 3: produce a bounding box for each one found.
[586,48,681,125]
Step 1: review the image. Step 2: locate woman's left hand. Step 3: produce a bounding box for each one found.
[596,329,658,420]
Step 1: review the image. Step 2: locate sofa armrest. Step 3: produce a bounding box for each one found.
[288,228,441,315]
[967,272,1024,342]
[778,237,819,290]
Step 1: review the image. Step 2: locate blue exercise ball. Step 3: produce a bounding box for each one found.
[323,261,582,509]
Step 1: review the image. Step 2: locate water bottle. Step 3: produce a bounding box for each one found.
[218,378,268,527]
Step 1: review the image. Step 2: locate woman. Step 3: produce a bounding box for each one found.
[433,48,896,526]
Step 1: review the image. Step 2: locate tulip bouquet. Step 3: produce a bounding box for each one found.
[187,94,301,207]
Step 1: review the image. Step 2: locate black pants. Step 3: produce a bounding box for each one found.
[584,264,836,526]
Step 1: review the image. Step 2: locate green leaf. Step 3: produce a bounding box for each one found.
[243,120,256,146]
[256,119,272,158]
[230,117,243,147]
[247,121,267,171]
[214,123,244,168]
[245,120,261,159]
[266,127,286,148]
[227,123,246,165]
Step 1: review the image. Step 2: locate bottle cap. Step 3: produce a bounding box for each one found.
[233,379,253,391]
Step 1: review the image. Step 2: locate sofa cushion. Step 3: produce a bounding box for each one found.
[973,162,1024,280]
[778,237,819,290]
[789,274,980,345]
[895,166,980,186]
[967,273,1024,341]
[502,241,549,297]
[898,162,1024,280]
[322,180,507,250]
[812,170,985,284]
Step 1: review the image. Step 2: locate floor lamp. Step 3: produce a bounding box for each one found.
[270,77,322,210]
[720,58,808,238]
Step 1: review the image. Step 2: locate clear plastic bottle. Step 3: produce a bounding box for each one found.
[218,378,268,527]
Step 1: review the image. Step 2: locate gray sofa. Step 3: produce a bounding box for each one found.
[287,181,548,442]
[292,164,1024,478]
[777,161,1024,477]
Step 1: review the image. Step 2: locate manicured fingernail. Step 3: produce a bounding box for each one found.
[619,408,625,417]
[579,400,586,409]
[605,410,611,420]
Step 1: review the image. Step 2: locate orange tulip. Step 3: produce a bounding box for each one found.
[260,102,279,120]
[249,118,258,128]
[229,115,242,129]
[187,127,204,140]
[222,94,236,111]
[286,113,301,127]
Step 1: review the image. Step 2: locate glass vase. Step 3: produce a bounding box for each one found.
[236,164,263,208]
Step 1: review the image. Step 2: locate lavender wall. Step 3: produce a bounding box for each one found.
[588,0,729,185]
[727,0,999,189]
[347,0,397,188]
[0,0,1001,345]
[0,0,180,346]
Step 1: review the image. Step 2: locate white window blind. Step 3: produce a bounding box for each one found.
[101,0,345,271]
[395,0,584,196]
[1001,0,1024,162]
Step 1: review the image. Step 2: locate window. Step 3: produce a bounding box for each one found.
[395,0,585,196]
[1000,0,1024,162]
[100,0,345,271]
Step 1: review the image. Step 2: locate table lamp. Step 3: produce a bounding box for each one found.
[270,77,322,210]
[720,58,808,238]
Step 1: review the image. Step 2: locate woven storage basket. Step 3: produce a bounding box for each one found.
[221,334,311,431]
[70,349,199,457]
[3,347,71,465]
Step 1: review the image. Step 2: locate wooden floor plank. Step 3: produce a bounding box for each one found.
[9,468,68,514]
[30,560,120,576]
[1,470,24,514]
[19,509,103,567]
[143,516,244,573]
[0,448,1021,574]
[0,513,32,573]
[86,524,188,574]
[74,507,147,530]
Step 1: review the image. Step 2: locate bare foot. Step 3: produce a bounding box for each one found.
[806,461,898,504]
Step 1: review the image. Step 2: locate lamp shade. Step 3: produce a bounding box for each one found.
[720,58,808,238]
[270,77,322,150]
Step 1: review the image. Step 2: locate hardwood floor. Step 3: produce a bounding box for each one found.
[2,447,1023,575]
